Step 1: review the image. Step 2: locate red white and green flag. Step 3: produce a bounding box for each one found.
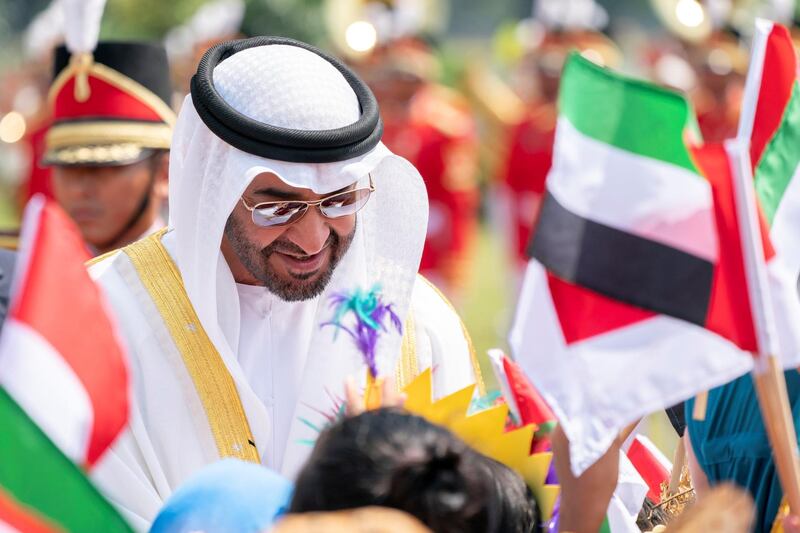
[738,19,800,294]
[0,196,132,531]
[509,54,800,476]
[624,435,671,505]
[489,350,648,533]
[488,350,556,439]
[601,436,672,533]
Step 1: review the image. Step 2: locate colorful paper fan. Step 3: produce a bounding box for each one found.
[402,369,560,521]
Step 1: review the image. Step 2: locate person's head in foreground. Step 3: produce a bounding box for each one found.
[289,408,538,533]
[45,42,173,254]
[272,506,432,532]
[149,458,293,533]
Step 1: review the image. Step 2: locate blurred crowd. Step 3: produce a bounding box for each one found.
[0,0,780,296]
[0,1,798,532]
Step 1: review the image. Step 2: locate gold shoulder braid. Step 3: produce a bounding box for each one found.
[86,246,122,266]
[396,307,419,390]
[92,233,473,461]
[121,229,260,463]
[0,235,19,251]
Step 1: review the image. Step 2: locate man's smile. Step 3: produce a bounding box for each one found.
[274,246,330,275]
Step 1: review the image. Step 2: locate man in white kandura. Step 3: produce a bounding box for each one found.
[88,37,484,530]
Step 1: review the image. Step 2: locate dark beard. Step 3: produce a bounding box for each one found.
[224,215,356,302]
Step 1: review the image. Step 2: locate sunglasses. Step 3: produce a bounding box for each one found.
[240,175,375,228]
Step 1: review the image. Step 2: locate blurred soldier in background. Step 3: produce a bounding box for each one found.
[500,28,621,271]
[0,2,64,249]
[164,0,246,98]
[15,1,64,208]
[359,38,480,300]
[688,30,747,142]
[649,0,747,143]
[44,41,174,255]
[498,33,559,272]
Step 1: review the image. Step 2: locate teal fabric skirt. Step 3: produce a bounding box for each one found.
[685,370,800,533]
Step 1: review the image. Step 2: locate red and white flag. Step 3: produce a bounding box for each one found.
[0,195,129,468]
[733,19,800,369]
[624,436,671,504]
[738,20,800,289]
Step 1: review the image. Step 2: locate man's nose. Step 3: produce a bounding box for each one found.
[285,207,330,255]
[66,171,100,193]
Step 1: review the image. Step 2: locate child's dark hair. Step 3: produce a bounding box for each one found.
[290,408,539,533]
[478,456,540,533]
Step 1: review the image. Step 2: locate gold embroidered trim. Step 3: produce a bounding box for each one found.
[396,308,419,390]
[45,121,172,151]
[123,229,260,463]
[46,143,147,165]
[70,53,93,102]
[86,247,121,266]
[417,275,486,396]
[772,497,788,533]
[48,61,177,126]
[0,236,19,250]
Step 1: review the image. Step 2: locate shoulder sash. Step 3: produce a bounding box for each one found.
[121,230,260,463]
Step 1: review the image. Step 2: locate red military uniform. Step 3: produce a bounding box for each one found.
[500,101,556,269]
[687,31,746,143]
[381,84,480,297]
[19,115,53,206]
[500,30,620,271]
[694,84,742,143]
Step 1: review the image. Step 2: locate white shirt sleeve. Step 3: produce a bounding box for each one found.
[408,275,482,399]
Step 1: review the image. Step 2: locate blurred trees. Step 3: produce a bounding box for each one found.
[101,0,209,40]
[239,0,326,44]
[100,0,326,43]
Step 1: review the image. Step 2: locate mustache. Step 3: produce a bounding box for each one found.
[261,231,339,258]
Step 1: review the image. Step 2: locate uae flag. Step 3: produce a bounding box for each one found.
[510,54,800,475]
[738,19,800,297]
[0,196,132,531]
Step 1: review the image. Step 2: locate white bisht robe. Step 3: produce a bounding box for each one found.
[88,43,482,532]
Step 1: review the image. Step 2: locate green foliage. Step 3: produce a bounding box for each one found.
[460,225,511,393]
[100,0,208,40]
[97,0,328,43]
[239,0,327,45]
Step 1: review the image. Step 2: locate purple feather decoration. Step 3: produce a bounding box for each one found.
[321,285,402,378]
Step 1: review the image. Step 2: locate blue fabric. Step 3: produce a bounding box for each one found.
[686,370,800,533]
[0,249,15,333]
[149,459,293,533]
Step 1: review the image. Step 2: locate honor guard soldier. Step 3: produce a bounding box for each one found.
[44,41,175,255]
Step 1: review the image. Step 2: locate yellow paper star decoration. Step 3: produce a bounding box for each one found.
[402,368,560,521]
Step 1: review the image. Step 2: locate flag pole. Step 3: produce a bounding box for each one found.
[726,139,800,513]
[669,439,686,494]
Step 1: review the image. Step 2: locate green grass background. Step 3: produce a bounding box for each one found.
[459,224,679,459]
